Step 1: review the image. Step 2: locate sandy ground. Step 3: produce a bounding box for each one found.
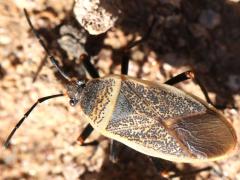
[0,0,240,179]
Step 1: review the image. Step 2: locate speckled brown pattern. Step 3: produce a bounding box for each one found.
[80,78,115,125]
[107,113,187,158]
[121,80,207,119]
[102,76,237,160]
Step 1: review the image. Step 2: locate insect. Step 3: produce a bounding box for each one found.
[4,9,237,163]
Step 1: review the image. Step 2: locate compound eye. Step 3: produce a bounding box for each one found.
[69,99,78,107]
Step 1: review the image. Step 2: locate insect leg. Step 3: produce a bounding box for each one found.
[150,156,213,178]
[109,35,135,162]
[164,70,214,105]
[109,51,133,160]
[109,139,122,163]
[121,53,130,75]
[76,123,98,146]
[121,16,157,75]
[164,70,193,85]
[125,16,157,50]
[169,166,212,179]
[108,30,135,161]
[108,63,128,160]
[4,93,64,148]
[80,54,100,78]
[75,54,100,146]
[110,17,157,162]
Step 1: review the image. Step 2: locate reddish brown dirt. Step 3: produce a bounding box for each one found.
[0,0,240,179]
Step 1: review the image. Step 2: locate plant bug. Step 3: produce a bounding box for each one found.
[4,9,237,164]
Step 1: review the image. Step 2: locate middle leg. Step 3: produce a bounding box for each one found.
[110,17,157,161]
[164,70,214,106]
[108,47,131,162]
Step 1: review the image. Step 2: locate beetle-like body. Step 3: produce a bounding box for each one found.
[5,10,237,166]
[73,74,237,163]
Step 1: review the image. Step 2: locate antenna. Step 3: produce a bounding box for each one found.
[23,8,71,82]
[4,93,64,148]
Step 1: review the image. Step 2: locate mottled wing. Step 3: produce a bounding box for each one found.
[107,113,188,160]
[106,77,237,162]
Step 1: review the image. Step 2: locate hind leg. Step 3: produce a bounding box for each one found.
[164,70,214,106]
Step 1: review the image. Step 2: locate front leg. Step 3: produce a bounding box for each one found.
[76,123,98,146]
